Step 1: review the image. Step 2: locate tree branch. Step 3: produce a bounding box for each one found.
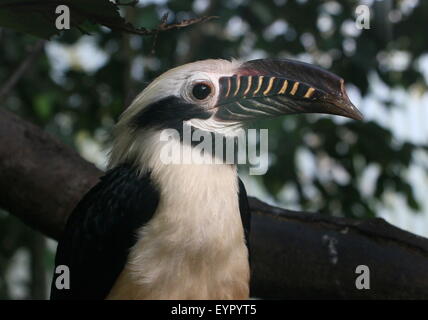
[0,1,217,38]
[1,108,428,299]
[0,108,101,240]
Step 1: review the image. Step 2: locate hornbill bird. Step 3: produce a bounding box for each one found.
[51,58,362,300]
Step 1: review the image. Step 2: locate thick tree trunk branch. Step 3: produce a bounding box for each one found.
[0,108,101,239]
[1,108,428,299]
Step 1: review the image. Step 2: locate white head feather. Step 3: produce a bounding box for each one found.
[109,59,243,169]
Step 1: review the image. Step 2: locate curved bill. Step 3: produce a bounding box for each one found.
[214,58,363,122]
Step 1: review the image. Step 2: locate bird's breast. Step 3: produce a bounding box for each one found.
[107,163,250,300]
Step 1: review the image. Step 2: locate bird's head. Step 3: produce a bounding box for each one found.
[110,58,362,167]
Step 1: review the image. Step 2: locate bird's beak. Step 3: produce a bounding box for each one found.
[215,58,363,122]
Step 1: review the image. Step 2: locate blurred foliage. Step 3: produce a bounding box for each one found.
[0,210,53,299]
[0,0,157,38]
[0,0,428,298]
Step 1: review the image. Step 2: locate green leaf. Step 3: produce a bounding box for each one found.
[34,93,55,120]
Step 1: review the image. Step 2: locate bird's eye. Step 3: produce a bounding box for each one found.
[192,82,212,100]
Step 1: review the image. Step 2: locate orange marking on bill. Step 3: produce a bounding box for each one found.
[290,82,299,95]
[253,76,264,95]
[233,76,241,96]
[243,76,252,96]
[263,77,276,95]
[278,79,288,94]
[225,77,231,97]
[304,87,315,98]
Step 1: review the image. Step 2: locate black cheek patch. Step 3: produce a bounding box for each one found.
[131,96,212,130]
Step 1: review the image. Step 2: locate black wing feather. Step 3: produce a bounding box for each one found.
[50,164,159,300]
[238,177,251,255]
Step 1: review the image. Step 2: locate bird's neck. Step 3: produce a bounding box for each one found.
[109,126,239,174]
[127,128,241,222]
[109,127,246,250]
